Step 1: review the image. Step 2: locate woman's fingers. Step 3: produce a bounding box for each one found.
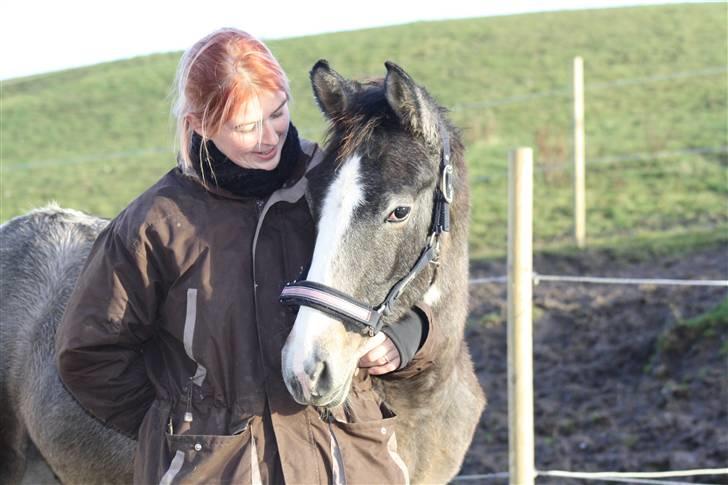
[358,335,401,375]
[357,331,387,359]
[367,349,401,375]
[358,336,392,365]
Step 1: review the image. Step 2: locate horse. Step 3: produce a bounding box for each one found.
[0,61,484,484]
[0,205,135,484]
[280,61,485,483]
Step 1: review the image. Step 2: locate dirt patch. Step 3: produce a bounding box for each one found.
[461,245,728,484]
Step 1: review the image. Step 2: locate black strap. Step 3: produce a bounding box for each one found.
[377,241,438,316]
[433,121,453,234]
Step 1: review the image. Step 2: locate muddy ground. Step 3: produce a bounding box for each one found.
[460,245,728,484]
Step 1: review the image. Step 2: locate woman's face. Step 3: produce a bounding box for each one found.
[205,89,290,170]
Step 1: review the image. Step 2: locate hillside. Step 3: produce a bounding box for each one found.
[1,3,726,257]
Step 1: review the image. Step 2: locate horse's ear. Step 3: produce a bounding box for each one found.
[384,61,439,146]
[310,60,353,120]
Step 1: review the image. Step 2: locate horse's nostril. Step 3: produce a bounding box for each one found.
[288,375,303,399]
[305,360,325,384]
[304,359,331,394]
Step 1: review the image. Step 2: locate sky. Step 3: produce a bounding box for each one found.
[0,0,718,80]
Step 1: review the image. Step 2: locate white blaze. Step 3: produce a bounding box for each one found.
[307,154,365,284]
[284,154,365,389]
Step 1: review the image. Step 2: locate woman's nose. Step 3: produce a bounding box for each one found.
[260,120,279,146]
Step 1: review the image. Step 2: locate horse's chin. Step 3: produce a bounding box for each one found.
[309,394,345,409]
[291,371,354,409]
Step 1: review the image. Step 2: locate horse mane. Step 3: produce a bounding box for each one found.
[322,79,393,165]
[321,79,463,174]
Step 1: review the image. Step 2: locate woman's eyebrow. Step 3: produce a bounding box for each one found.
[271,97,288,114]
[234,98,288,130]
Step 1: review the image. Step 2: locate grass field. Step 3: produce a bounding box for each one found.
[1,3,726,258]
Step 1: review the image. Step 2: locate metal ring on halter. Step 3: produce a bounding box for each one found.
[441,165,454,204]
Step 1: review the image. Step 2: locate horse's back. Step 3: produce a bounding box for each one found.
[0,204,105,394]
[0,205,135,484]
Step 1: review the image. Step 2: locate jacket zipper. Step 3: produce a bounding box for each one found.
[250,195,274,384]
[252,199,263,301]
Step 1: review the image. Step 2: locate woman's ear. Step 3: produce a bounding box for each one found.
[187,114,203,135]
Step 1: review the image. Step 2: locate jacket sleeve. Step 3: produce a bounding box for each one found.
[55,218,161,439]
[380,302,442,380]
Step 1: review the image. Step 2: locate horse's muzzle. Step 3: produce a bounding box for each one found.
[283,350,347,407]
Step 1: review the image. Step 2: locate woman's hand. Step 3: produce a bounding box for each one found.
[358,332,401,375]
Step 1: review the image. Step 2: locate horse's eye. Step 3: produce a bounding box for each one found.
[387,206,411,223]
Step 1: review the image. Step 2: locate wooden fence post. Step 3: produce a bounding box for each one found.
[573,56,586,248]
[508,147,535,485]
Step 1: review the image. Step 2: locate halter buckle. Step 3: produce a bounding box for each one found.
[428,233,442,262]
[441,165,454,203]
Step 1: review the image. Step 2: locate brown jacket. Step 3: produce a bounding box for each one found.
[56,140,436,484]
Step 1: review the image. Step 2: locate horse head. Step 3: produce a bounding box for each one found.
[281,60,464,408]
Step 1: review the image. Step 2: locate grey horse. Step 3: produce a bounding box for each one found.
[0,61,485,484]
[0,205,134,484]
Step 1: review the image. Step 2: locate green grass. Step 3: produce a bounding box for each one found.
[682,298,728,331]
[658,297,728,354]
[2,3,726,258]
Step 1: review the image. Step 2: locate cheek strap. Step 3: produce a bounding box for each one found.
[279,239,439,337]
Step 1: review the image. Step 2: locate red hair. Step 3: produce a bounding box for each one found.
[173,28,290,168]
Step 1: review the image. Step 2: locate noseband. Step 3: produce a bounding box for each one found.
[280,126,453,336]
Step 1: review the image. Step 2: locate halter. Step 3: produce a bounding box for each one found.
[280,125,453,336]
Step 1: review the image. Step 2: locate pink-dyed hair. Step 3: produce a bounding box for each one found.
[172,28,290,169]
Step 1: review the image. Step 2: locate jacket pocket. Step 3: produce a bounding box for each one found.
[161,427,262,485]
[329,404,410,485]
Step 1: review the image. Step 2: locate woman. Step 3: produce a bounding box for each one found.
[56,28,437,484]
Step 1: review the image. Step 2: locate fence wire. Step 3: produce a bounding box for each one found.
[453,65,728,112]
[0,146,172,172]
[472,145,728,183]
[536,146,728,173]
[533,274,728,287]
[453,467,728,484]
[469,274,728,287]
